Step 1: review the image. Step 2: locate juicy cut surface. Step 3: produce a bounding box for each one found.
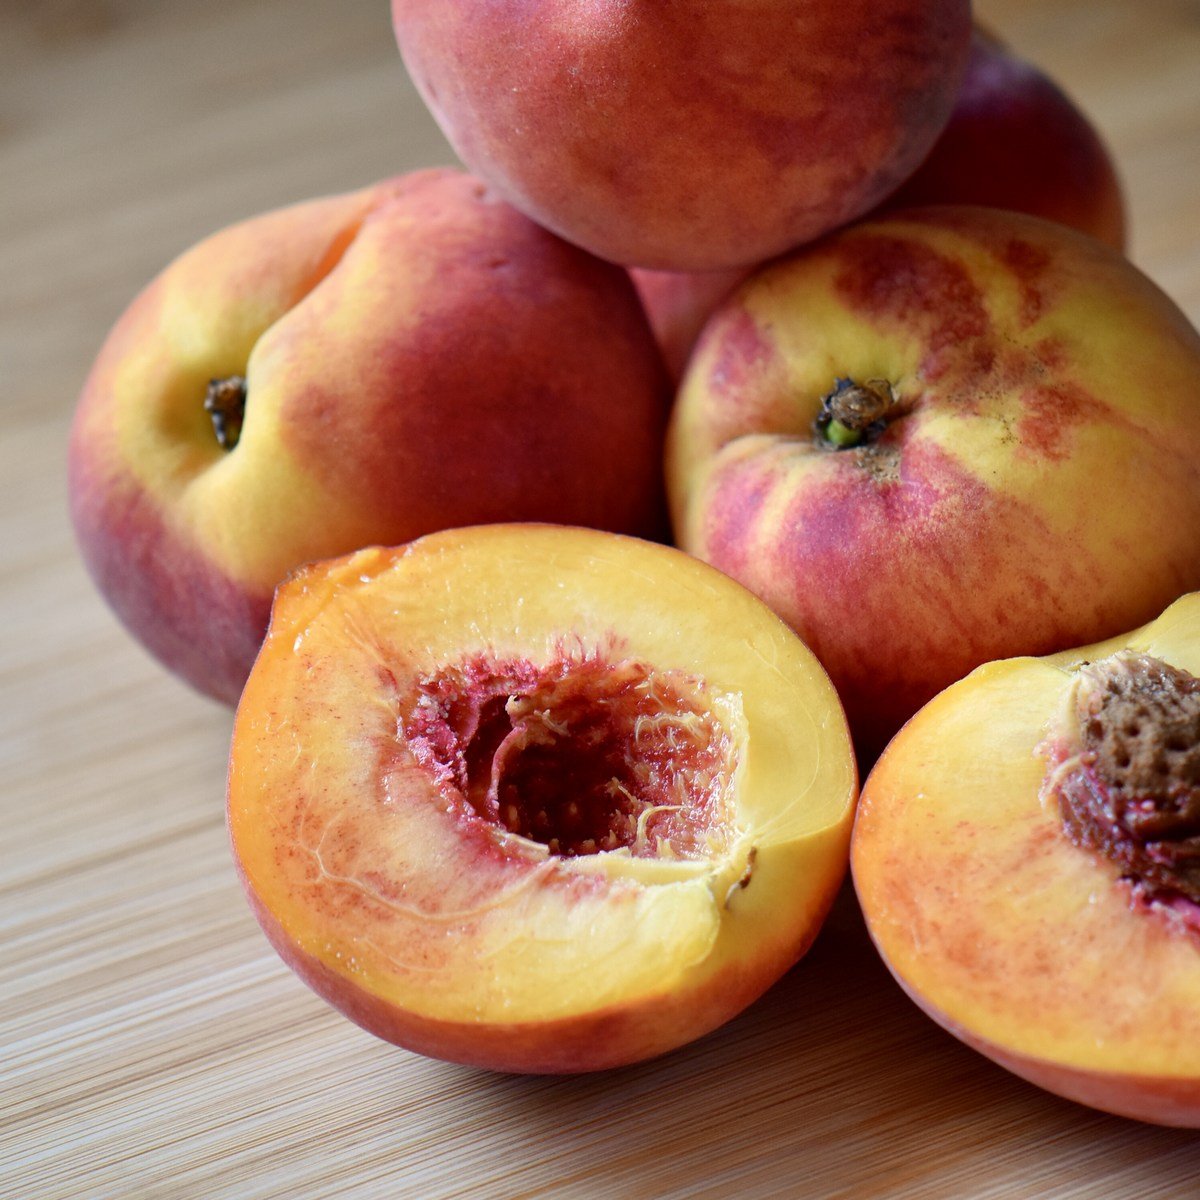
[401,652,742,860]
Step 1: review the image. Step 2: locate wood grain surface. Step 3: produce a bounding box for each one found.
[4,2,1199,1196]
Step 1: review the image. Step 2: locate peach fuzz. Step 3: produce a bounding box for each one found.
[228,525,857,1073]
[886,28,1127,250]
[632,28,1127,386]
[852,594,1200,1126]
[68,169,670,705]
[392,1,971,270]
[631,266,754,385]
[666,206,1200,763]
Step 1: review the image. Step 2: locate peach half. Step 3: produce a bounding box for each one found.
[228,525,857,1073]
[853,593,1200,1125]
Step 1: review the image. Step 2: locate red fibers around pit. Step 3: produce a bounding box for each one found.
[401,651,736,859]
[1044,743,1200,932]
[1041,654,1200,915]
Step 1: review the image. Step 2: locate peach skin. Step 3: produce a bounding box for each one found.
[886,27,1126,250]
[632,26,1128,385]
[667,206,1200,761]
[392,1,972,270]
[69,169,671,704]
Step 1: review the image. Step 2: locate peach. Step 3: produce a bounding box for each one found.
[886,28,1127,250]
[852,593,1200,1125]
[228,524,858,1073]
[391,1,972,270]
[667,206,1200,762]
[68,169,670,705]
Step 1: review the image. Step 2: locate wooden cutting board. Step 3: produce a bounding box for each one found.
[4,2,1199,1195]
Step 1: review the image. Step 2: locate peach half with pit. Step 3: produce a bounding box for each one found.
[667,206,1200,763]
[68,169,670,706]
[228,524,857,1073]
[852,593,1200,1126]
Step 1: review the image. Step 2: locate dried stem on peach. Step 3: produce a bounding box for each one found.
[203,374,246,450]
[814,376,900,449]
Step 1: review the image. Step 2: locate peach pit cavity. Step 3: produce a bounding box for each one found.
[401,651,741,860]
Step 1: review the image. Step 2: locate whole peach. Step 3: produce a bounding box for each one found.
[392,1,971,270]
[886,28,1127,249]
[667,207,1200,761]
[69,169,670,705]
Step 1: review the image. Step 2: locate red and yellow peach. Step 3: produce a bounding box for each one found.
[68,169,670,704]
[667,206,1200,760]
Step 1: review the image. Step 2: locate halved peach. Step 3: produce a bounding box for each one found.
[229,525,857,1073]
[853,593,1200,1124]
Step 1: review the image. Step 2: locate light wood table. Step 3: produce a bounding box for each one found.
[4,2,1199,1196]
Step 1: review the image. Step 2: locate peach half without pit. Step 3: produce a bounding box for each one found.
[852,593,1200,1125]
[228,525,858,1073]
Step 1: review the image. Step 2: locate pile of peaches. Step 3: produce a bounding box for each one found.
[68,3,1200,1125]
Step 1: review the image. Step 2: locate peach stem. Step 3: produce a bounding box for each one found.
[815,376,897,449]
[204,375,247,450]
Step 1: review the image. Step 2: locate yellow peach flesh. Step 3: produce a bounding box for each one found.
[229,525,856,1070]
[852,594,1200,1122]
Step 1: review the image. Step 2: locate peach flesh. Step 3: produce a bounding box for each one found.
[229,525,858,1073]
[852,594,1200,1125]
